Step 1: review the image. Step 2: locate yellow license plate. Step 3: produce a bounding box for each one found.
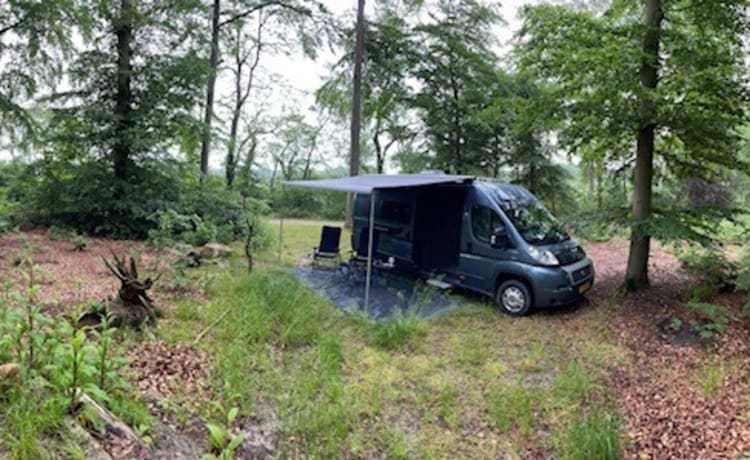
[578,281,591,294]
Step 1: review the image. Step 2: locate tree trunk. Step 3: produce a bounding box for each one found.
[624,0,662,291]
[346,0,366,228]
[226,13,264,188]
[114,0,133,193]
[200,0,221,182]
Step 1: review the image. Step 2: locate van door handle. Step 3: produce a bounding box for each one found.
[467,242,473,253]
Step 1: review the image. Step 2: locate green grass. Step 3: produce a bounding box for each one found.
[555,403,622,460]
[155,219,632,457]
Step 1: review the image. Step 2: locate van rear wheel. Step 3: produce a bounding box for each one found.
[496,280,532,316]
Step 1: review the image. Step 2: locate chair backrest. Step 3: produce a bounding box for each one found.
[319,226,341,253]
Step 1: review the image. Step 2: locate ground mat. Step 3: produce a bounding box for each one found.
[292,266,464,320]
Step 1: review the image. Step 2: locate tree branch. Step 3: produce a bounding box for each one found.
[0,15,28,36]
[218,0,311,29]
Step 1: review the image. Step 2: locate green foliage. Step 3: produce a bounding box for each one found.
[0,266,146,458]
[555,403,622,460]
[486,381,540,437]
[517,0,750,249]
[675,244,738,292]
[370,309,424,350]
[686,302,731,340]
[203,404,245,460]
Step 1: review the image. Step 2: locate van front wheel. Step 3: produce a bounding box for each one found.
[496,280,532,316]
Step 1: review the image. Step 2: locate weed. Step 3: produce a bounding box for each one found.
[553,361,592,405]
[687,302,731,340]
[438,380,460,429]
[695,357,729,398]
[555,403,622,460]
[486,381,539,437]
[203,404,245,460]
[371,309,424,350]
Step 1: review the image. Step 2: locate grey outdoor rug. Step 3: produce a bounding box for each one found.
[292,266,465,320]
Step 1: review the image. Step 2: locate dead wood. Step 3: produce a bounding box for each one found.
[78,251,163,329]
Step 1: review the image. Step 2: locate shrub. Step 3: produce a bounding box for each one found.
[686,301,731,340]
[675,244,738,292]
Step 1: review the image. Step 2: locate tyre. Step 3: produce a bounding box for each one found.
[495,279,533,316]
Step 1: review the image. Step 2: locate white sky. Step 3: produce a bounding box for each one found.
[0,0,535,164]
[256,0,531,97]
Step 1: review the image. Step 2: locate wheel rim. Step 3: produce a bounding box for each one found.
[501,286,526,313]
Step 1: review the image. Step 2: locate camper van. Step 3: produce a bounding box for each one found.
[352,180,594,316]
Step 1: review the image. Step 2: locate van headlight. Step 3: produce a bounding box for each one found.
[528,246,559,266]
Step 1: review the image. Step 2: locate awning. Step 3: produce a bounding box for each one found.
[282,173,474,193]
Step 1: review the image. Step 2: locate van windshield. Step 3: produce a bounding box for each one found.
[498,200,570,245]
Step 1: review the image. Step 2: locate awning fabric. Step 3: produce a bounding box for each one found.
[282,174,474,193]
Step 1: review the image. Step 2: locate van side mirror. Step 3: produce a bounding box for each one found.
[489,227,509,248]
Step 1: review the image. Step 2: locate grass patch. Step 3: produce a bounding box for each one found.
[555,403,622,460]
[181,219,631,457]
[486,381,541,437]
[370,309,424,350]
[695,357,734,398]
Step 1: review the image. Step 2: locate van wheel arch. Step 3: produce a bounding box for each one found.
[494,274,534,316]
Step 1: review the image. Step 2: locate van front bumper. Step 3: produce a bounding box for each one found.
[531,258,595,308]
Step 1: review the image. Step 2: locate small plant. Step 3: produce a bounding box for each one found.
[370,309,424,350]
[695,358,727,398]
[556,403,622,460]
[687,301,731,340]
[203,404,245,460]
[70,234,87,251]
[676,244,738,292]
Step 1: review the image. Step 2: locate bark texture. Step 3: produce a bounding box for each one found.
[200,0,221,182]
[346,0,366,228]
[625,0,663,290]
[114,0,133,189]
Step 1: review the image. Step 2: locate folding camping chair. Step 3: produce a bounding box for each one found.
[312,225,342,269]
[339,227,389,280]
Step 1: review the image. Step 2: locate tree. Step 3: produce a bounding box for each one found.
[198,0,325,181]
[517,0,750,290]
[223,10,268,188]
[410,0,504,174]
[38,0,209,235]
[317,10,415,174]
[0,0,82,140]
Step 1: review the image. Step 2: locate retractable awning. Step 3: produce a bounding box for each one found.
[282,173,474,193]
[278,174,474,313]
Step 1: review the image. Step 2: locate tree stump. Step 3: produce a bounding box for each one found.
[78,252,162,329]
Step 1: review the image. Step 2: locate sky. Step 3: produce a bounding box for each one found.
[219,0,535,171]
[0,0,535,164]
[254,0,531,100]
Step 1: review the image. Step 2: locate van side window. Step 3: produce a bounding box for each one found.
[379,200,412,224]
[471,206,504,242]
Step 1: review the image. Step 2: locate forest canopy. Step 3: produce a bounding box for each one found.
[1,0,749,287]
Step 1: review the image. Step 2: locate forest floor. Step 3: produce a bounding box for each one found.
[0,223,749,459]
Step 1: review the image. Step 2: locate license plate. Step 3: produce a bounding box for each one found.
[578,281,591,294]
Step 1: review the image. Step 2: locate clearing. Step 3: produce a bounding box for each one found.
[1,221,749,459]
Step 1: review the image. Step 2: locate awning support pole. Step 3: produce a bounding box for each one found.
[278,185,285,262]
[364,191,376,312]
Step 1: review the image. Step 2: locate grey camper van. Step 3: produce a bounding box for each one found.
[352,180,594,316]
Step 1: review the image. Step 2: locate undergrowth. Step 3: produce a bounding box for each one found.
[0,265,149,459]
